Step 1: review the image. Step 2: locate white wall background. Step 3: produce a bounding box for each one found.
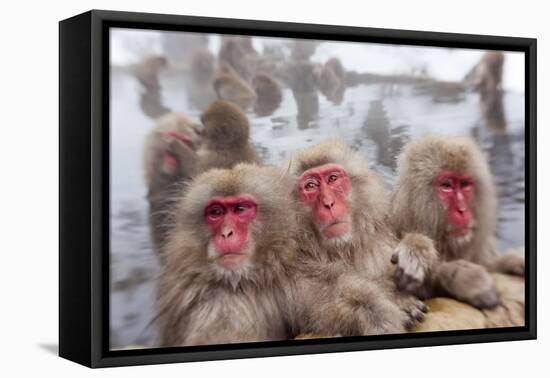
[0,0,546,376]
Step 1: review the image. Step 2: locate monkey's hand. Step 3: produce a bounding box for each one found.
[391,233,439,296]
[330,275,414,335]
[435,260,500,309]
[489,253,525,276]
[394,293,429,330]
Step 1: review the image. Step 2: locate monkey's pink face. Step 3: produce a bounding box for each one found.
[435,171,475,237]
[204,195,258,269]
[298,164,351,239]
[160,131,195,175]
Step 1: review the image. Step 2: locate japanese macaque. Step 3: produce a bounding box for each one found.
[218,36,258,82]
[212,70,257,111]
[187,49,217,111]
[197,100,260,170]
[290,40,320,61]
[480,90,507,134]
[317,58,346,105]
[284,62,319,129]
[156,164,297,346]
[252,73,283,116]
[139,87,171,119]
[463,51,504,97]
[476,52,507,134]
[132,55,168,91]
[286,140,428,336]
[476,51,504,96]
[190,48,215,85]
[390,135,524,309]
[143,113,202,252]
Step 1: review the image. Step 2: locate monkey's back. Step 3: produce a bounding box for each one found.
[199,144,260,171]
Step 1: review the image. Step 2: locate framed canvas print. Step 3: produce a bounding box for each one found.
[59,9,536,368]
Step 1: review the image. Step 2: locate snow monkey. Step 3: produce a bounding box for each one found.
[156,164,298,346]
[197,100,261,170]
[143,112,202,253]
[476,51,504,97]
[390,135,524,309]
[144,102,259,258]
[286,139,429,336]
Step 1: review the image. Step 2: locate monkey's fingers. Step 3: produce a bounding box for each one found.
[401,297,428,330]
[403,318,416,330]
[420,303,429,313]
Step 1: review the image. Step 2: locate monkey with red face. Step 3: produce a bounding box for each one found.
[144,102,260,260]
[286,140,428,336]
[390,135,524,309]
[156,164,297,346]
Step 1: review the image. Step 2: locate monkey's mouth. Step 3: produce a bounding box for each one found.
[321,220,350,239]
[448,224,474,238]
[216,252,249,268]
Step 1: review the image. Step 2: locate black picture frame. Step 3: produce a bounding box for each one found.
[59,9,537,368]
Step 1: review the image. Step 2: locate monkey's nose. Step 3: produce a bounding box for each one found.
[322,197,335,209]
[221,228,233,238]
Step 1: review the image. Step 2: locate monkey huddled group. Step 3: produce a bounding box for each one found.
[141,96,524,347]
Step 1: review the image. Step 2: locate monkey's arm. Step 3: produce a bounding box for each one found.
[477,238,524,276]
[486,254,524,276]
[391,233,439,297]
[431,259,500,309]
[309,274,426,336]
[167,139,201,179]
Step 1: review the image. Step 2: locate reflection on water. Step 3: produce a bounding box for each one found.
[110,69,525,349]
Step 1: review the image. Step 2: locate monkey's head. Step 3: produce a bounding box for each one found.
[169,164,296,280]
[289,139,389,250]
[200,100,250,149]
[252,73,282,116]
[144,113,202,193]
[394,135,497,248]
[290,40,319,61]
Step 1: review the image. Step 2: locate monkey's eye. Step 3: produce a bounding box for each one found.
[233,203,249,213]
[460,180,474,190]
[439,180,453,191]
[304,180,319,191]
[327,174,339,183]
[206,205,224,219]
